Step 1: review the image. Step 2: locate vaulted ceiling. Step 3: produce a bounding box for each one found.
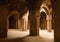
[0,0,51,18]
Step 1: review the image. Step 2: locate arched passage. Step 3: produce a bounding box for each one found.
[7,11,20,29]
[9,15,17,29]
[40,12,47,29]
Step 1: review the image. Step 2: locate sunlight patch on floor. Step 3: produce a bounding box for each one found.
[39,29,54,39]
[7,29,54,42]
[7,29,29,39]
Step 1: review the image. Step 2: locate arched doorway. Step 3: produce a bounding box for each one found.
[40,12,47,30]
[9,15,17,29]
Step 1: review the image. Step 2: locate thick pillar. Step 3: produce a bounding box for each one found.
[25,18,28,31]
[17,15,19,29]
[51,0,60,42]
[18,18,22,30]
[46,15,52,32]
[0,6,7,38]
[18,16,20,29]
[22,18,28,31]
[22,18,25,31]
[29,10,39,36]
[22,12,29,31]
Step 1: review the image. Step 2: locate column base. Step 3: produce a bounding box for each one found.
[0,32,7,38]
[48,30,52,32]
[29,34,39,36]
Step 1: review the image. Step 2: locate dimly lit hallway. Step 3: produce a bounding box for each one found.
[1,0,60,42]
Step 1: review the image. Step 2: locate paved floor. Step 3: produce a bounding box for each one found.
[7,29,29,39]
[0,29,54,42]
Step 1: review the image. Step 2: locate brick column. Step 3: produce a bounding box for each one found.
[46,15,52,32]
[29,10,39,36]
[51,0,60,41]
[22,18,25,31]
[0,6,7,38]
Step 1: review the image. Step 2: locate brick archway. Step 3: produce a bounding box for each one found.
[7,10,20,29]
[9,15,17,29]
[40,6,52,32]
[40,12,47,29]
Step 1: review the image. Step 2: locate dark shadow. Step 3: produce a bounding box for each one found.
[0,35,45,42]
[9,15,17,29]
[40,12,47,29]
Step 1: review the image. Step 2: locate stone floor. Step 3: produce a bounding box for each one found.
[0,29,54,42]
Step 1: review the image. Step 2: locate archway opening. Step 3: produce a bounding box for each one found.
[40,12,47,29]
[9,15,17,29]
[40,12,47,30]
